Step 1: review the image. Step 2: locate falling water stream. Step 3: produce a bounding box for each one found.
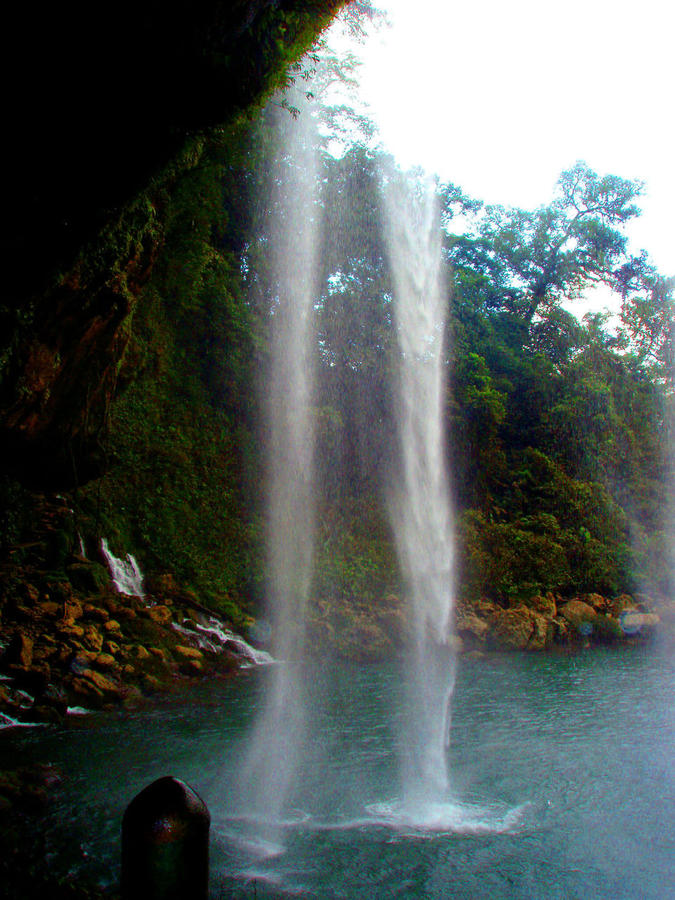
[381,170,456,808]
[232,97,320,847]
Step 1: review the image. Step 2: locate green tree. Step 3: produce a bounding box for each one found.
[449,162,644,339]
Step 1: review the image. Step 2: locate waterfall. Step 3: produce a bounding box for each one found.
[100,538,145,598]
[236,95,319,835]
[382,169,455,802]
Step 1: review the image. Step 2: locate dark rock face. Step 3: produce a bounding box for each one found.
[1,0,345,487]
[5,1,344,300]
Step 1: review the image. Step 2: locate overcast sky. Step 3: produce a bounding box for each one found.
[327,0,674,285]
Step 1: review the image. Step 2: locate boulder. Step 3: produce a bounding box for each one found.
[583,593,608,612]
[69,668,123,706]
[63,598,84,623]
[609,594,637,617]
[83,603,110,623]
[81,669,120,697]
[490,607,534,650]
[618,610,660,635]
[144,605,173,626]
[527,611,551,650]
[474,597,499,620]
[36,601,60,618]
[524,593,557,618]
[24,584,40,604]
[82,624,104,653]
[70,651,98,674]
[559,600,597,630]
[455,610,489,643]
[3,631,34,668]
[179,659,204,676]
[57,622,85,640]
[174,646,204,661]
[93,653,117,671]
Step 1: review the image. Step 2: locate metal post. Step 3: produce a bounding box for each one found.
[121,776,210,900]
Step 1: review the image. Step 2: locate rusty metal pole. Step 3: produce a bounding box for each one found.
[121,776,210,900]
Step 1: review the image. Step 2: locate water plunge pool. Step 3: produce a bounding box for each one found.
[1,646,673,898]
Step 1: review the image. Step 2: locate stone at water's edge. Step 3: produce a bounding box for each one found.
[559,599,597,628]
[122,776,210,900]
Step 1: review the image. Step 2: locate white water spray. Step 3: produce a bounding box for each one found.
[236,96,319,833]
[100,538,145,598]
[382,169,455,802]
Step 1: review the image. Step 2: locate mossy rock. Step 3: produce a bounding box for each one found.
[592,614,624,643]
[67,562,111,594]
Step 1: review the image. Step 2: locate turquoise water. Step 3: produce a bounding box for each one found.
[2,647,673,898]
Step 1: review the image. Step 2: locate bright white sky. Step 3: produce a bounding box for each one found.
[327,0,674,287]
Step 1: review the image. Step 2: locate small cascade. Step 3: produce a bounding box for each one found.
[172,616,274,668]
[100,538,145,598]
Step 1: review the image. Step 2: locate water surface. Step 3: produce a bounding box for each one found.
[2,647,673,898]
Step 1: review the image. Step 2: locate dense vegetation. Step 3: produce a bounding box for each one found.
[67,51,673,632]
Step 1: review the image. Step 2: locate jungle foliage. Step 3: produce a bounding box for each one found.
[75,38,673,622]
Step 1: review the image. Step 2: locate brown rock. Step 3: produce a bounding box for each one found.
[180,659,204,676]
[36,601,60,617]
[82,624,104,653]
[63,599,83,622]
[144,605,173,626]
[4,632,34,668]
[24,584,40,604]
[584,593,608,612]
[32,641,59,663]
[83,604,109,623]
[525,593,557,618]
[93,653,117,670]
[174,645,204,660]
[70,676,104,705]
[490,607,534,650]
[104,640,120,655]
[559,600,597,628]
[114,606,137,621]
[141,674,164,693]
[104,619,122,634]
[455,611,489,642]
[474,597,499,620]
[527,611,552,650]
[81,669,120,698]
[609,594,637,617]
[57,622,85,639]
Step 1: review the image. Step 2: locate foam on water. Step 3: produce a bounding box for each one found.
[0,712,45,730]
[364,798,529,835]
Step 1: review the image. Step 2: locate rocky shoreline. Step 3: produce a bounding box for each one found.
[0,559,267,733]
[2,563,672,731]
[1,531,672,900]
[453,590,672,653]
